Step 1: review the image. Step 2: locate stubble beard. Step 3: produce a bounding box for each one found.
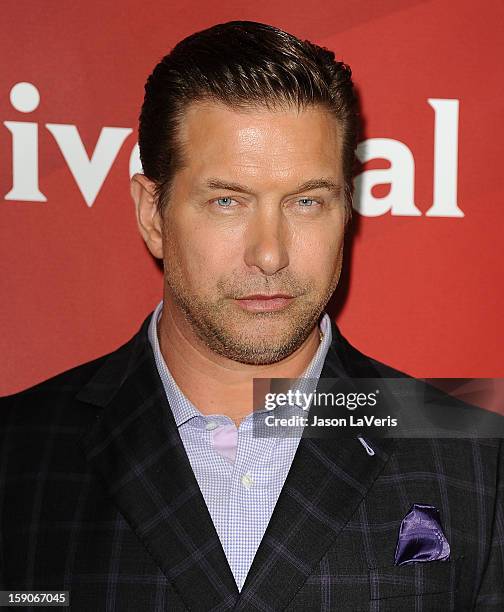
[162,255,342,366]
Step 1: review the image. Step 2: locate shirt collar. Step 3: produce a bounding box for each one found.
[148,299,333,427]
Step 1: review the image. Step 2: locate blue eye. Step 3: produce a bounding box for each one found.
[298,198,316,206]
[215,197,236,207]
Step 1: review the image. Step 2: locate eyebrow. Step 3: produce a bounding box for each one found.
[203,177,342,198]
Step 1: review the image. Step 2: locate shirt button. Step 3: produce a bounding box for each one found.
[241,473,254,489]
[206,421,219,431]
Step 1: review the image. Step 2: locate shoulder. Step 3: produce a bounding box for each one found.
[335,324,503,425]
[0,353,111,429]
[0,316,152,478]
[333,323,504,464]
[329,321,414,379]
[0,313,153,428]
[0,353,114,483]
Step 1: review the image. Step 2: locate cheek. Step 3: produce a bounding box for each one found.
[290,224,344,277]
[165,215,242,283]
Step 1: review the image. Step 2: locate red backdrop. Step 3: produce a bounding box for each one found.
[1,0,502,395]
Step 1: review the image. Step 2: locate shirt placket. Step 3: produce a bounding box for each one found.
[224,418,278,591]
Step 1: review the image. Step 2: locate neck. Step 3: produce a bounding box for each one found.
[157,295,322,428]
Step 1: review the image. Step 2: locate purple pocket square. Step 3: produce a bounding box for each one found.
[394,503,450,566]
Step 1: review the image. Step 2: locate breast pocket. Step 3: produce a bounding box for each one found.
[368,556,464,611]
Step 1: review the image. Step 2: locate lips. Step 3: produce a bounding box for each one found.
[238,294,293,300]
[234,294,294,313]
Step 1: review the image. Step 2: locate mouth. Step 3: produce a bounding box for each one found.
[234,294,295,313]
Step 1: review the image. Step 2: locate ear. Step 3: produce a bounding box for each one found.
[130,173,163,259]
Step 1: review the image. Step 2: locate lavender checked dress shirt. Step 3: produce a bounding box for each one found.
[148,300,332,591]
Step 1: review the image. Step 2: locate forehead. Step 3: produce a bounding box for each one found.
[176,100,343,186]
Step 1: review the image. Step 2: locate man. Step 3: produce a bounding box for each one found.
[0,21,502,611]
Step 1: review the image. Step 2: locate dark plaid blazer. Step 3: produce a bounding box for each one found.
[1,312,503,611]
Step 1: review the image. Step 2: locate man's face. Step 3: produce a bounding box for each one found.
[161,101,346,365]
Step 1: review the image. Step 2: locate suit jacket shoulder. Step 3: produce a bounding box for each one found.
[0,316,146,426]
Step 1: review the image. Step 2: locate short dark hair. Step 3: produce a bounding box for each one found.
[138,21,360,220]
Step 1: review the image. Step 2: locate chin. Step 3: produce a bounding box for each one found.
[215,323,309,362]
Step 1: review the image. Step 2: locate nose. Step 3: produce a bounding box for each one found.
[243,206,289,276]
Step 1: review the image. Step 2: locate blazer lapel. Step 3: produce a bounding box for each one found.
[76,313,397,611]
[234,320,397,611]
[77,315,239,611]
